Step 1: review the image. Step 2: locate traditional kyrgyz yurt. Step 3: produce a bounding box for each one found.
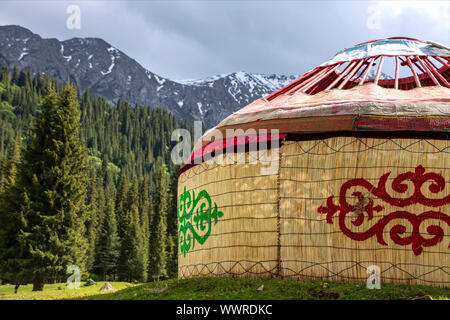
[177,37,450,286]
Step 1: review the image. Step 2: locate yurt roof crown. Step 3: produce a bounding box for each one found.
[266,37,450,100]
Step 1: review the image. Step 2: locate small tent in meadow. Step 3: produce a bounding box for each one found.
[177,37,450,286]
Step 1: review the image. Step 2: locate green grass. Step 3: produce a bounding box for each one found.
[1,278,448,300]
[81,277,450,300]
[0,282,132,300]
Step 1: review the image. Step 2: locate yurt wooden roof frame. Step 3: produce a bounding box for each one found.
[266,37,450,100]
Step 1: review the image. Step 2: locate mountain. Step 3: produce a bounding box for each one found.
[0,25,299,127]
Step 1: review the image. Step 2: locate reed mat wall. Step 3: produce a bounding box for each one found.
[178,137,450,287]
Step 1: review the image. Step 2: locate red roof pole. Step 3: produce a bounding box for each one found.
[374,56,385,85]
[338,58,365,89]
[308,70,337,94]
[394,56,399,89]
[417,56,440,86]
[423,58,450,88]
[265,67,322,101]
[408,56,426,74]
[406,56,421,88]
[355,61,370,82]
[298,64,340,93]
[286,65,332,94]
[431,56,450,70]
[324,61,356,91]
[424,57,440,70]
[359,56,376,85]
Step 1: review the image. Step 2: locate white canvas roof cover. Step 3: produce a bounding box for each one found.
[320,39,450,67]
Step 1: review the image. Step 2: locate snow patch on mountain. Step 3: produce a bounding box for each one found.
[18,48,29,61]
[101,55,115,75]
[197,102,203,115]
[154,74,165,85]
[175,72,232,86]
[101,47,120,76]
[60,45,72,63]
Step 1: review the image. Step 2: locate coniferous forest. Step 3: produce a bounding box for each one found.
[0,66,192,290]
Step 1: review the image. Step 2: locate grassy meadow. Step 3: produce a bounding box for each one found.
[0,282,132,300]
[0,278,448,300]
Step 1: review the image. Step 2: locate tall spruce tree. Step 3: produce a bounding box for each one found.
[166,167,180,278]
[94,198,120,280]
[138,176,150,281]
[6,83,89,291]
[148,163,169,279]
[117,203,142,281]
[0,135,24,290]
[115,172,129,239]
[11,66,19,85]
[84,175,103,272]
[0,134,20,193]
[118,178,148,282]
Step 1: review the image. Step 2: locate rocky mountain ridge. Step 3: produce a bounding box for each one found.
[0,25,300,127]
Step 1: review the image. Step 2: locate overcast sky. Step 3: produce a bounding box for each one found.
[0,0,449,80]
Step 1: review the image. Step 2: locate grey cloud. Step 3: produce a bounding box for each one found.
[0,0,448,79]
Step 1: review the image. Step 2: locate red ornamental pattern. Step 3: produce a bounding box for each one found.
[318,165,450,256]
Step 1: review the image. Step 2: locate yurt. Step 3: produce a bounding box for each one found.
[177,37,450,286]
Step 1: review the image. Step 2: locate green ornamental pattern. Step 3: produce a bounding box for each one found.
[178,186,224,256]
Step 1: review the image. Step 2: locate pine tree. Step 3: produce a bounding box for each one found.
[84,174,103,272]
[6,83,89,291]
[118,178,148,282]
[138,176,150,280]
[94,198,120,280]
[148,163,169,280]
[0,66,9,86]
[0,134,20,193]
[166,167,180,278]
[115,172,129,239]
[17,70,27,87]
[117,203,141,281]
[0,135,24,289]
[11,66,19,85]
